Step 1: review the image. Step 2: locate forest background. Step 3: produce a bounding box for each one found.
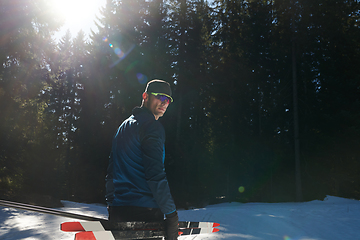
[1,0,359,208]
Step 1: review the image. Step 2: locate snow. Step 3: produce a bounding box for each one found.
[1,196,360,240]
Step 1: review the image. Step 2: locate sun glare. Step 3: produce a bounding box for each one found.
[51,0,102,33]
[53,0,98,22]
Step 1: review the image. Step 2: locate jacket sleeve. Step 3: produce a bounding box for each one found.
[141,121,176,215]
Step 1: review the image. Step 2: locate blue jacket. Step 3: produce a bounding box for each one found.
[105,107,176,215]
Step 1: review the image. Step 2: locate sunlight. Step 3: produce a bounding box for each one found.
[51,0,99,24]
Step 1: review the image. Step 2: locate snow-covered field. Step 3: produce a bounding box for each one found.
[1,196,359,240]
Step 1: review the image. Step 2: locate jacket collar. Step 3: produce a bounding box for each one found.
[132,106,155,120]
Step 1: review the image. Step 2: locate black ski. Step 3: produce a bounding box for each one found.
[74,227,220,240]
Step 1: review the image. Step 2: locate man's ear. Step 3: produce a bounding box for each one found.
[142,92,148,100]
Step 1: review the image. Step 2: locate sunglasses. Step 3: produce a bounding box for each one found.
[150,92,173,104]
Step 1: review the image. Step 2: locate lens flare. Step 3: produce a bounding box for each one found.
[136,73,148,84]
[238,186,245,193]
[114,48,124,58]
[284,236,291,240]
[109,44,136,68]
[103,36,136,68]
[125,61,139,73]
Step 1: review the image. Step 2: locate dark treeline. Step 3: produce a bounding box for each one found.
[1,0,359,207]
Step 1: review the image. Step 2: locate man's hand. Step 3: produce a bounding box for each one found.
[165,211,178,240]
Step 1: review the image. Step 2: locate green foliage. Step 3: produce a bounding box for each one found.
[0,0,62,197]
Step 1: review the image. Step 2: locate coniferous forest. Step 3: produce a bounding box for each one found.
[1,0,359,208]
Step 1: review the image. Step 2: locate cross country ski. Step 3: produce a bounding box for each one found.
[61,220,220,232]
[74,227,220,240]
[61,220,220,239]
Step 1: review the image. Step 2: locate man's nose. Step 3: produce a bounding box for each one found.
[161,101,169,106]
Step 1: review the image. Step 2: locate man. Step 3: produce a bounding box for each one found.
[105,79,178,240]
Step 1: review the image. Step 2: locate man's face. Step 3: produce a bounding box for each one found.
[143,93,170,120]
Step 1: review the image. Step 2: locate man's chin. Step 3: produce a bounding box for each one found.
[155,112,164,119]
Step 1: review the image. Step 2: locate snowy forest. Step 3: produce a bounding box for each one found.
[0,0,359,208]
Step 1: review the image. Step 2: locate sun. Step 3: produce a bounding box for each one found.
[50,0,102,28]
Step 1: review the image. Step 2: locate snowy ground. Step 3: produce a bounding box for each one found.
[1,196,359,240]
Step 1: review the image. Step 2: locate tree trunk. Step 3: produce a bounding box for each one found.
[292,24,303,202]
